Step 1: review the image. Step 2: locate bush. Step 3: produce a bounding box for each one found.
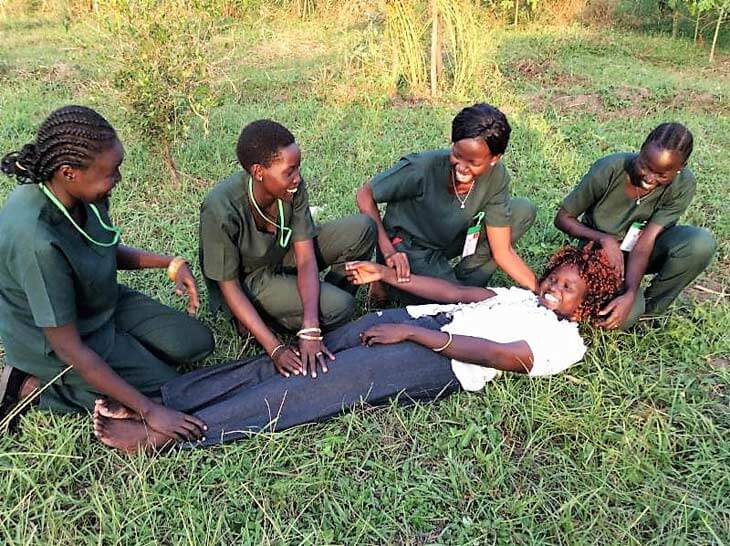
[93,0,217,182]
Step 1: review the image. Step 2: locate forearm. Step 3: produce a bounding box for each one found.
[494,248,537,290]
[356,183,395,256]
[406,327,533,373]
[380,267,494,303]
[555,208,614,244]
[624,244,651,294]
[297,258,321,328]
[116,245,174,270]
[219,280,280,352]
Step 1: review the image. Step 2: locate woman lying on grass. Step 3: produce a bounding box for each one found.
[93,244,621,453]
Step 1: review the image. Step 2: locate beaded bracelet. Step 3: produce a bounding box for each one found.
[432,331,453,353]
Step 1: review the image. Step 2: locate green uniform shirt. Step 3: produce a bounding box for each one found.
[0,185,119,381]
[562,152,696,240]
[199,171,317,314]
[370,149,512,250]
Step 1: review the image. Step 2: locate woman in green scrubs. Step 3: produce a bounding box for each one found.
[199,120,375,380]
[554,122,716,329]
[356,103,537,303]
[0,105,212,441]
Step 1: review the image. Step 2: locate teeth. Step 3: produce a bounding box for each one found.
[640,180,655,190]
[544,293,559,303]
[287,187,298,193]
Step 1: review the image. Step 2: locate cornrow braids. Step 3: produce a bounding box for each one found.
[236,120,295,173]
[642,122,694,163]
[540,242,622,323]
[0,105,117,184]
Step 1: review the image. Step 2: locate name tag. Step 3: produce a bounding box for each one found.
[462,224,480,257]
[620,221,646,252]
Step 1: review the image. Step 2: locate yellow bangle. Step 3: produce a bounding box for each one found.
[167,256,188,282]
[432,331,453,353]
[270,343,286,359]
[298,334,324,341]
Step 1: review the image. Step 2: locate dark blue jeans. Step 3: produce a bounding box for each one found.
[162,309,459,447]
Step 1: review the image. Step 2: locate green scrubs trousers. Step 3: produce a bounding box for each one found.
[384,198,536,303]
[623,225,716,329]
[242,214,376,332]
[41,286,215,413]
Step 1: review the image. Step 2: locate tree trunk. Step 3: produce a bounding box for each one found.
[162,141,181,186]
[514,0,519,27]
[430,0,440,97]
[694,9,701,44]
[672,5,680,39]
[709,6,725,63]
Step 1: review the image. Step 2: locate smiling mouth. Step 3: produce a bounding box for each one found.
[543,293,560,304]
[286,187,299,194]
[640,179,656,190]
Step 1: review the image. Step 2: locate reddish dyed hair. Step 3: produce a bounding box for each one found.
[540,243,622,323]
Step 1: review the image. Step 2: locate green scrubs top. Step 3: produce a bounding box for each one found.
[370,149,512,250]
[0,184,118,382]
[199,171,317,314]
[562,152,696,240]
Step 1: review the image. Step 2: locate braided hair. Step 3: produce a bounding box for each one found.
[540,243,622,323]
[451,103,511,155]
[641,122,694,163]
[0,105,118,184]
[236,120,295,172]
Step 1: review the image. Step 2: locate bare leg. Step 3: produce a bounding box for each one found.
[92,410,173,454]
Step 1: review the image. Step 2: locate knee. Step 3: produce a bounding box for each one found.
[177,321,215,363]
[672,228,716,269]
[688,228,716,265]
[321,292,355,330]
[510,198,537,229]
[350,214,377,256]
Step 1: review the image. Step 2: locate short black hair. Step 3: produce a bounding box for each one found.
[236,119,296,172]
[451,103,511,155]
[0,105,117,184]
[642,122,694,163]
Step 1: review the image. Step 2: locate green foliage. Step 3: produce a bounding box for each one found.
[91,0,217,177]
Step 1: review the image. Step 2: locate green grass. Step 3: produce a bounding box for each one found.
[1,13,729,545]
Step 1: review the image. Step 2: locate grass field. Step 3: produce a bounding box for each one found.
[1,9,729,545]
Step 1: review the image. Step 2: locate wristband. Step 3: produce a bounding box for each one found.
[167,256,188,282]
[432,331,453,353]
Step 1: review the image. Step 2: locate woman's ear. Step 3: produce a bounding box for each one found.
[59,164,75,183]
[490,153,503,167]
[250,163,265,182]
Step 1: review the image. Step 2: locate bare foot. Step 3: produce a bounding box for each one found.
[94,398,140,421]
[19,375,39,400]
[92,412,174,454]
[367,281,389,308]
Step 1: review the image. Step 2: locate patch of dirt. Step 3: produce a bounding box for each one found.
[709,357,730,371]
[552,92,604,114]
[683,274,728,305]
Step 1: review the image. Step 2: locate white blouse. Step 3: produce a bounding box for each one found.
[406,287,587,391]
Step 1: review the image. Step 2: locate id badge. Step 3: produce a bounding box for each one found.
[620,222,645,252]
[462,225,480,257]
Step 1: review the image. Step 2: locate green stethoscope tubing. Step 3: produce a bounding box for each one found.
[247,176,293,248]
[38,183,121,247]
